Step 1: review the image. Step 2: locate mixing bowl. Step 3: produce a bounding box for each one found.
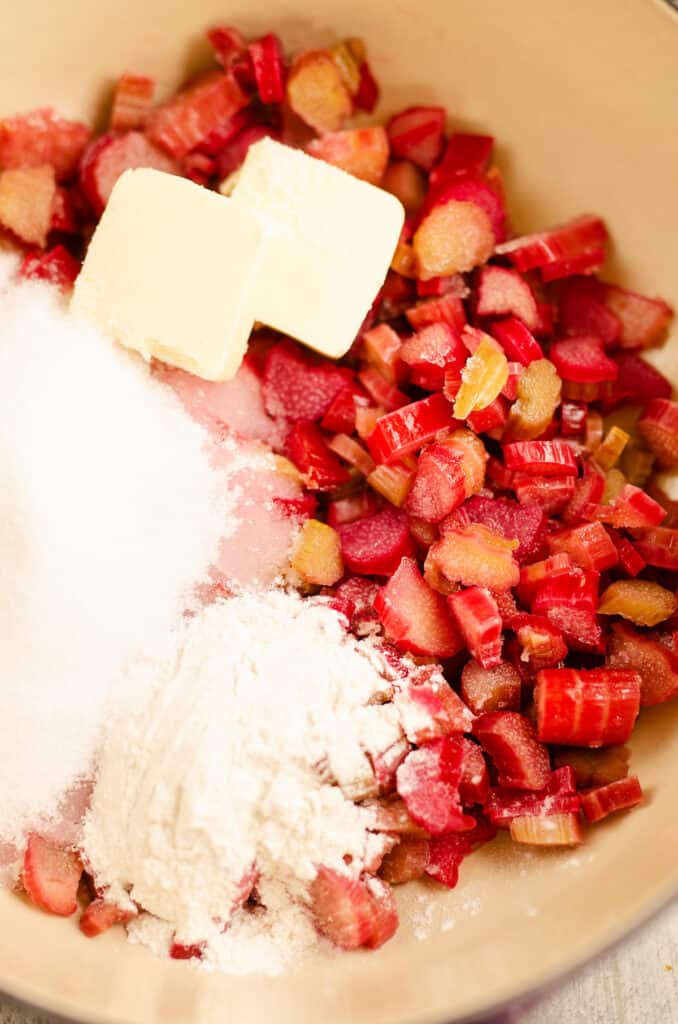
[1,0,677,1021]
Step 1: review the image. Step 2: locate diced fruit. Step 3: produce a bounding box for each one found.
[362,324,404,384]
[375,556,464,658]
[328,434,375,477]
[424,176,506,242]
[638,400,678,470]
[457,739,491,805]
[606,530,646,577]
[548,522,619,572]
[535,668,641,747]
[0,165,56,246]
[496,214,607,279]
[79,131,178,215]
[330,576,381,634]
[485,767,580,826]
[517,553,572,605]
[562,466,606,524]
[475,266,540,331]
[386,106,445,171]
[0,107,91,180]
[598,580,676,628]
[556,275,620,347]
[429,133,493,190]
[248,33,286,103]
[382,160,427,214]
[549,334,618,399]
[405,443,466,522]
[206,24,247,67]
[606,352,672,408]
[474,712,551,791]
[630,526,678,570]
[110,73,155,130]
[286,50,352,134]
[531,567,602,649]
[394,669,474,744]
[19,245,80,290]
[338,507,413,576]
[607,621,678,706]
[395,738,474,834]
[440,430,488,498]
[413,200,494,279]
[321,384,370,435]
[307,126,389,185]
[285,422,350,491]
[503,440,578,477]
[510,812,583,846]
[330,39,363,95]
[512,614,568,671]
[366,394,459,464]
[146,70,250,158]
[580,776,643,823]
[400,322,466,392]
[601,284,673,350]
[379,838,430,884]
[309,867,397,950]
[358,366,409,411]
[368,462,415,507]
[448,587,503,667]
[552,745,630,788]
[461,659,522,714]
[170,942,205,960]
[513,474,575,515]
[406,293,467,333]
[291,519,343,585]
[80,899,135,937]
[593,426,629,472]
[22,835,82,917]
[506,359,562,441]
[448,494,547,564]
[430,523,519,592]
[263,341,353,422]
[489,317,544,365]
[354,58,380,113]
[453,338,509,420]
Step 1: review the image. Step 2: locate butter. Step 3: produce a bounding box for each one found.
[72,168,264,381]
[231,138,405,359]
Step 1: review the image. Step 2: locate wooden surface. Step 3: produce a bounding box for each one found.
[1,900,676,1024]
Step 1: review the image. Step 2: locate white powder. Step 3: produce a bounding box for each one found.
[83,592,402,966]
[0,255,230,843]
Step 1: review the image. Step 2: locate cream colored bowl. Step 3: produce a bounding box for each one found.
[1,1,677,1021]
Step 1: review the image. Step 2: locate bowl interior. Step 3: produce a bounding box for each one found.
[1,1,677,1022]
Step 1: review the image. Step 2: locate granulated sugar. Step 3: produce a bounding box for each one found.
[0,256,230,843]
[83,592,403,967]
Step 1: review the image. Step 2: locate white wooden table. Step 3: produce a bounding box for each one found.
[2,901,677,1023]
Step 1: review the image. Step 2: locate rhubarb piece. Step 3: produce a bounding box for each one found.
[285,422,350,492]
[556,275,620,347]
[365,798,429,837]
[503,440,578,477]
[596,483,666,529]
[366,394,459,464]
[512,614,568,671]
[593,426,630,472]
[630,525,678,570]
[461,659,522,714]
[513,474,575,515]
[146,70,250,158]
[291,519,343,586]
[382,160,427,214]
[248,33,286,103]
[22,835,82,917]
[206,25,247,67]
[395,738,474,834]
[354,58,380,113]
[375,556,463,658]
[215,123,279,181]
[607,620,678,706]
[552,745,630,788]
[79,131,178,215]
[510,812,583,846]
[330,39,363,95]
[440,430,488,498]
[431,523,519,593]
[601,284,673,350]
[0,165,55,246]
[362,324,404,384]
[606,529,646,577]
[19,245,80,290]
[580,776,643,823]
[467,397,508,436]
[453,338,509,420]
[386,106,445,171]
[394,668,474,744]
[309,867,397,950]
[368,462,414,508]
[170,942,205,961]
[496,215,607,279]
[406,293,467,332]
[405,443,466,523]
[338,507,413,576]
[485,767,580,826]
[474,712,551,790]
[606,352,672,409]
[448,495,547,565]
[413,199,494,279]
[358,367,409,411]
[429,133,493,190]
[475,266,540,331]
[424,176,506,243]
[549,334,618,398]
[356,406,384,442]
[535,668,641,746]
[400,322,467,392]
[517,553,573,605]
[80,899,135,937]
[620,447,655,489]
[506,359,562,442]
[548,521,618,571]
[489,317,544,365]
[110,72,155,130]
[425,818,496,888]
[263,341,353,423]
[307,126,389,185]
[562,466,606,524]
[286,50,352,134]
[379,838,430,884]
[638,400,678,470]
[560,400,587,437]
[328,434,376,478]
[532,566,602,649]
[321,384,370,434]
[457,739,491,805]
[448,587,503,667]
[331,576,381,633]
[0,107,91,180]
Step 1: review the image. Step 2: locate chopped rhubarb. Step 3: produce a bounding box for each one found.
[549,334,618,398]
[496,214,607,279]
[400,322,467,392]
[580,776,643,823]
[405,443,466,522]
[535,668,641,747]
[461,659,522,714]
[474,711,551,791]
[406,293,467,333]
[361,324,404,384]
[330,576,381,633]
[512,614,568,671]
[453,337,509,420]
[503,440,578,477]
[606,529,646,577]
[80,899,135,938]
[485,767,580,826]
[146,70,250,158]
[206,24,247,67]
[606,352,673,409]
[448,494,547,564]
[338,507,413,576]
[366,393,459,465]
[475,266,540,331]
[328,434,375,478]
[386,106,445,171]
[374,556,463,658]
[358,366,409,411]
[532,567,602,649]
[595,483,666,529]
[560,400,587,438]
[517,553,573,605]
[307,126,389,185]
[379,838,430,884]
[321,384,370,435]
[354,58,380,113]
[630,525,678,571]
[286,50,352,134]
[440,430,488,498]
[248,34,286,103]
[547,522,618,571]
[467,396,508,436]
[395,738,474,835]
[510,812,583,846]
[79,131,178,215]
[22,835,82,917]
[0,107,91,180]
[601,284,673,350]
[607,621,678,706]
[0,165,56,247]
[423,177,507,243]
[394,668,474,744]
[552,745,630,788]
[263,341,353,423]
[285,422,350,491]
[291,519,343,586]
[430,523,519,593]
[457,739,491,805]
[555,276,620,347]
[110,73,155,131]
[562,466,606,524]
[413,199,494,279]
[513,474,575,515]
[593,426,629,472]
[309,867,397,950]
[429,133,494,190]
[330,39,363,95]
[382,160,427,214]
[638,399,678,470]
[368,462,415,507]
[448,587,503,668]
[489,317,544,365]
[506,359,562,442]
[19,245,80,290]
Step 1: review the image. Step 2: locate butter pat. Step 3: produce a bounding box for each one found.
[232,138,405,359]
[72,169,264,381]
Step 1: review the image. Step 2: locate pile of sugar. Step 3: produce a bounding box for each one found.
[83,591,403,972]
[0,254,231,844]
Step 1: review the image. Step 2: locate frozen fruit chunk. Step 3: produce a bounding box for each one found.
[396,738,474,835]
[598,580,677,628]
[80,899,135,937]
[430,523,519,591]
[535,668,641,747]
[474,712,551,791]
[22,835,82,917]
[413,199,494,279]
[307,126,389,185]
[291,520,343,586]
[580,776,643,823]
[338,506,413,576]
[375,556,463,658]
[146,70,250,158]
[0,107,91,180]
[286,50,352,134]
[405,443,466,522]
[0,165,56,247]
[607,621,678,707]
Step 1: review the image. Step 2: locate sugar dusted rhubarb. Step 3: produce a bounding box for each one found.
[548,522,618,571]
[535,668,641,747]
[80,899,135,937]
[22,835,83,917]
[19,245,80,290]
[607,621,678,706]
[285,422,351,491]
[375,556,463,658]
[366,394,459,464]
[79,132,178,215]
[512,614,568,671]
[395,738,474,835]
[309,867,397,950]
[0,107,91,180]
[413,199,494,279]
[338,507,413,576]
[474,712,551,791]
[580,776,643,823]
[431,523,519,593]
[461,659,522,715]
[263,341,353,422]
[485,767,580,827]
[286,50,352,134]
[386,106,445,171]
[0,165,56,247]
[400,322,466,392]
[405,443,466,522]
[307,126,389,185]
[291,519,343,585]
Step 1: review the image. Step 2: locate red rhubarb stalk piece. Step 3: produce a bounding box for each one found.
[285,422,350,491]
[19,245,80,290]
[425,820,496,888]
[549,334,618,385]
[511,613,569,671]
[394,668,474,745]
[354,59,380,113]
[460,659,522,714]
[513,474,576,515]
[145,70,250,158]
[79,131,178,215]
[607,620,678,706]
[366,394,459,465]
[400,322,467,391]
[0,107,91,181]
[263,341,354,422]
[475,266,540,332]
[503,440,578,477]
[489,317,544,365]
[110,73,155,131]
[338,507,413,576]
[629,526,678,570]
[548,521,618,571]
[535,668,641,747]
[379,838,430,885]
[80,899,135,937]
[423,177,507,243]
[604,352,672,409]
[431,523,520,592]
[485,766,580,827]
[22,835,83,917]
[406,293,467,333]
[601,284,673,350]
[429,133,494,190]
[638,399,678,470]
[309,867,397,950]
[374,556,464,658]
[448,587,503,668]
[395,738,475,835]
[474,712,551,791]
[386,106,445,171]
[405,443,466,522]
[446,494,547,564]
[555,276,620,347]
[206,25,247,68]
[326,491,380,528]
[495,215,607,278]
[248,34,286,103]
[580,776,643,823]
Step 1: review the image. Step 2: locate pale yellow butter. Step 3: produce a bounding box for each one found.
[72,168,264,382]
[231,138,405,359]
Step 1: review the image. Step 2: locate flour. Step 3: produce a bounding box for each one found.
[83,592,403,966]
